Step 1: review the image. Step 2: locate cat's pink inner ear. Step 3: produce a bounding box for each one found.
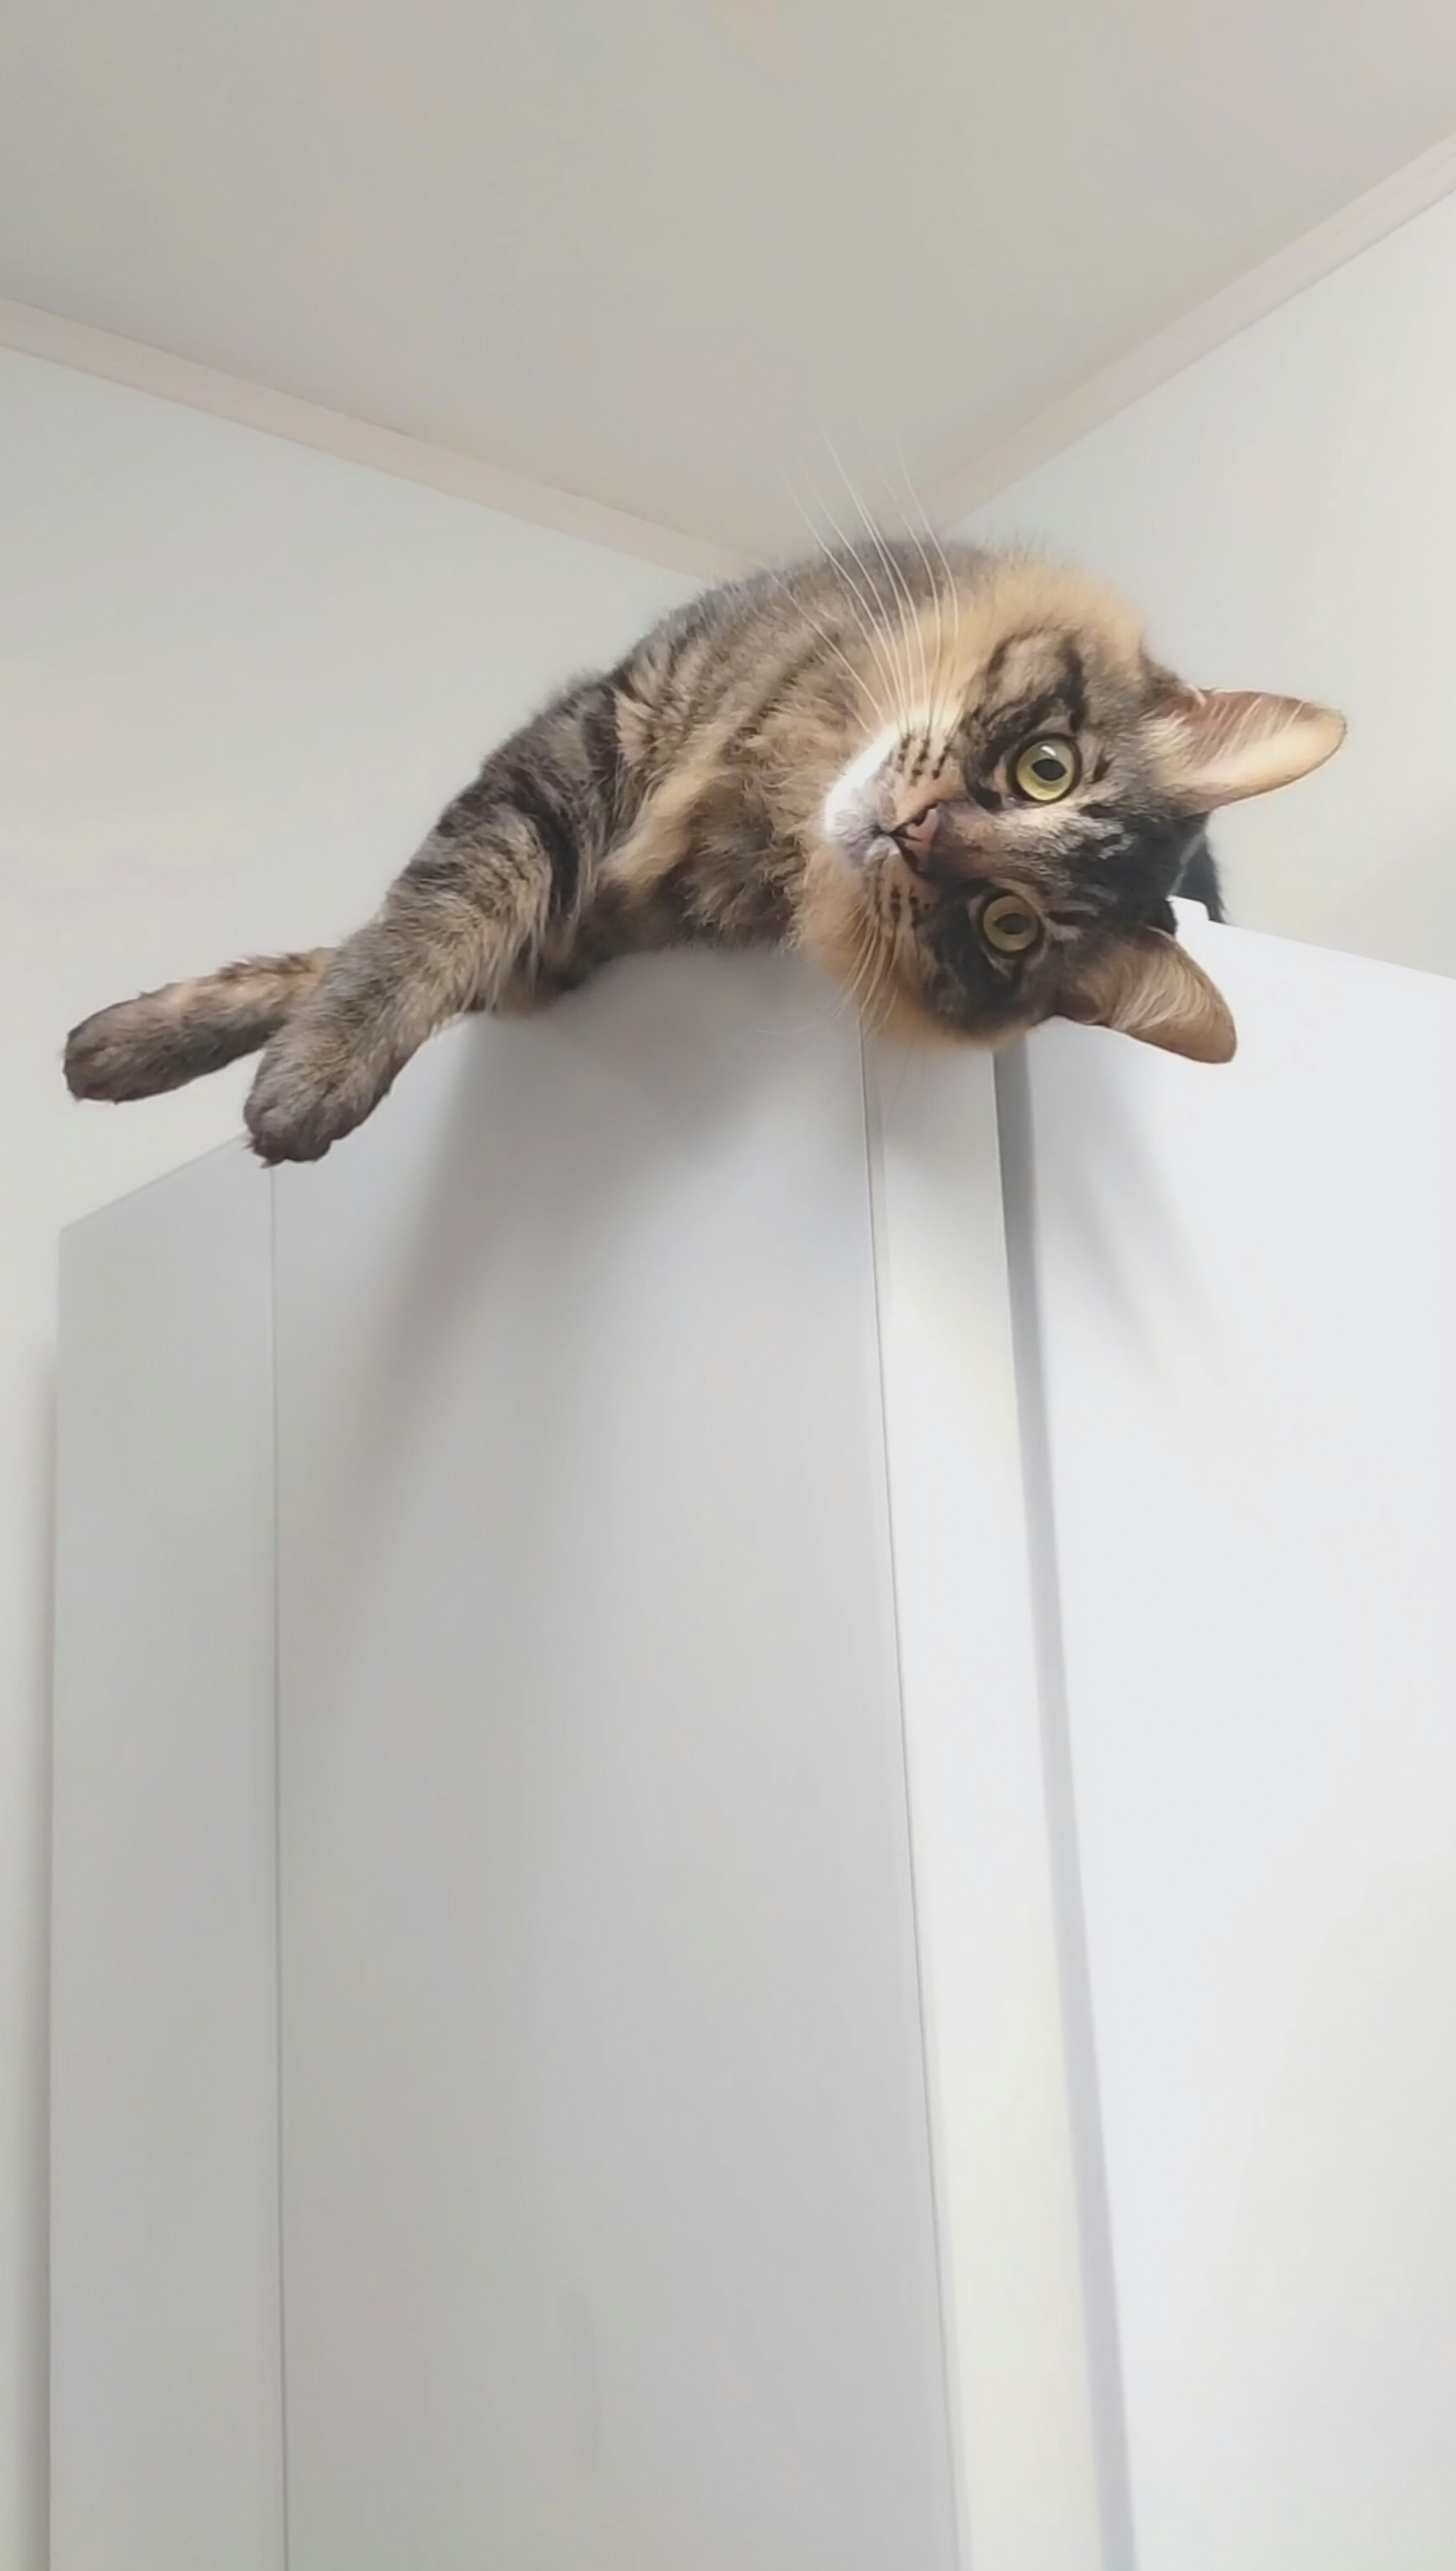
[1059,930,1236,1064]
[1157,686,1345,808]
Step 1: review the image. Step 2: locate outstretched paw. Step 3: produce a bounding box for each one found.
[244,1029,392,1164]
[65,995,185,1102]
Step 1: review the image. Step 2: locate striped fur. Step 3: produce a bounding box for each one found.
[64,542,1343,1160]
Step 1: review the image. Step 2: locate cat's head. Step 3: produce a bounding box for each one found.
[805,555,1344,1060]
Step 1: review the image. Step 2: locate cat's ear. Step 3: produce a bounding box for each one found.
[1059,930,1236,1063]
[1153,683,1345,808]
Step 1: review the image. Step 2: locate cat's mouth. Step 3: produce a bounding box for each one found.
[822,799,891,873]
[820,733,907,870]
[827,807,949,881]
[824,801,954,881]
[825,776,1011,889]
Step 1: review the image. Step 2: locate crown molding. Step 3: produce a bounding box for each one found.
[0,294,748,584]
[926,127,1456,524]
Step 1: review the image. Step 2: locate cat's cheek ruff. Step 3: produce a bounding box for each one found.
[794,840,1037,1049]
[796,839,908,1024]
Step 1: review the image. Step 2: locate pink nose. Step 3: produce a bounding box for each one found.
[897,807,941,864]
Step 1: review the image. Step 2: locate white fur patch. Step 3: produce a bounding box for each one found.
[821,726,898,846]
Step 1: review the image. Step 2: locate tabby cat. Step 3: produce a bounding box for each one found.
[64,539,1344,1163]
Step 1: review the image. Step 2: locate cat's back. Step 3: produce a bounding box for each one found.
[614,538,993,757]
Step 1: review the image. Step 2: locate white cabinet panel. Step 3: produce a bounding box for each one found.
[1020,917,1456,2571]
[52,1148,282,2571]
[870,1043,1103,2571]
[271,954,960,2571]
[54,922,1456,2571]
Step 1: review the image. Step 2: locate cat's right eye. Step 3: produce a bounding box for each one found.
[1011,736,1081,802]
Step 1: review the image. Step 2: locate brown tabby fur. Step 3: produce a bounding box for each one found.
[64,540,1343,1162]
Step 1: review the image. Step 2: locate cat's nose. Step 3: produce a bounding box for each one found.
[893,806,941,868]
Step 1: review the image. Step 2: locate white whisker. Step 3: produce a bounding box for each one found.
[758,555,888,731]
[793,474,911,736]
[827,440,932,743]
[893,443,963,751]
[891,439,954,749]
[832,495,920,738]
[789,524,905,733]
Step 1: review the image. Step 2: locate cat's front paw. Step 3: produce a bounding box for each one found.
[65,995,179,1101]
[244,1031,391,1164]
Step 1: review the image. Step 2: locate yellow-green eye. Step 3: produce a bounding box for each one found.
[1012,736,1081,802]
[981,892,1043,955]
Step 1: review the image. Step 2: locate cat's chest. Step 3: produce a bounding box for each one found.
[595,756,804,948]
[592,819,796,951]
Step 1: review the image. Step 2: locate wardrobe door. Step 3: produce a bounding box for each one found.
[270,953,960,2571]
[53,1150,284,2571]
[866,1032,1104,2571]
[1014,918,1456,2571]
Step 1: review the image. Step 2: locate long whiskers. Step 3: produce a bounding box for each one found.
[824,441,934,753]
[844,915,895,1033]
[790,477,912,739]
[810,867,899,1036]
[892,441,963,760]
[890,444,957,757]
[758,554,891,735]
[787,480,900,714]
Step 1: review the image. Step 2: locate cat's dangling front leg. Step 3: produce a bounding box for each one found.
[245,807,562,1164]
[243,670,628,1162]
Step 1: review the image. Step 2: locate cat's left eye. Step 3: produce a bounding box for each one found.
[1011,736,1081,802]
[980,893,1043,955]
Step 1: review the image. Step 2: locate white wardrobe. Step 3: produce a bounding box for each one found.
[52,909,1456,2571]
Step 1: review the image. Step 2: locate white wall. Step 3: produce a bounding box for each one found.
[965,184,1456,982]
[0,345,693,2568]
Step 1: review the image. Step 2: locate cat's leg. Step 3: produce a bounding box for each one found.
[242,843,545,1162]
[66,950,333,1102]
[243,678,624,1162]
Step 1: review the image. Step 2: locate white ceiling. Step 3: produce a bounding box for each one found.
[5,0,1456,558]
